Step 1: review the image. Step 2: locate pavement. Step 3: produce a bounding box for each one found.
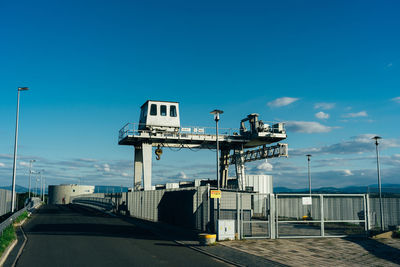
[221,237,400,266]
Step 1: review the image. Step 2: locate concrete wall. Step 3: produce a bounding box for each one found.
[48,185,95,204]
[0,189,12,216]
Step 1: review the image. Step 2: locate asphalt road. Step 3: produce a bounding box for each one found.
[15,205,229,267]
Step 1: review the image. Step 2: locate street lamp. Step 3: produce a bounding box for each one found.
[306,154,312,196]
[41,169,45,202]
[11,87,29,212]
[210,109,224,190]
[372,136,384,231]
[210,109,223,225]
[28,160,36,199]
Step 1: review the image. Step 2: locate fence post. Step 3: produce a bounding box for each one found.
[366,194,371,230]
[270,194,276,239]
[364,194,369,234]
[320,195,324,237]
[236,192,240,239]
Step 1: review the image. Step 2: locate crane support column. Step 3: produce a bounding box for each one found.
[133,146,143,190]
[234,150,246,190]
[220,149,230,188]
[142,143,153,190]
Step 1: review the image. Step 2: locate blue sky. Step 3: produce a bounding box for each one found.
[0,0,399,189]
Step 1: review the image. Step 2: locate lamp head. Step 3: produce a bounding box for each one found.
[18,87,29,91]
[210,109,224,121]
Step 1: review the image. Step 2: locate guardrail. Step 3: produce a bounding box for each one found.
[118,123,240,142]
[72,197,114,211]
[0,199,42,236]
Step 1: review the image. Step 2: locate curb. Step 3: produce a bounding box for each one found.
[0,239,17,267]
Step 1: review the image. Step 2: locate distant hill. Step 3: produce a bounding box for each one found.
[0,185,29,193]
[275,184,400,194]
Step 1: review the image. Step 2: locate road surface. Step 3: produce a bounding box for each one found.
[15,204,228,267]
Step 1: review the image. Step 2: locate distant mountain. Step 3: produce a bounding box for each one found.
[0,185,29,193]
[274,184,400,194]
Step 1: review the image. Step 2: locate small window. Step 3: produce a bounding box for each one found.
[170,105,177,117]
[150,104,157,116]
[160,105,167,116]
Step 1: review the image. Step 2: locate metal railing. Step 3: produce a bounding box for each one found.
[118,123,240,141]
[72,197,114,211]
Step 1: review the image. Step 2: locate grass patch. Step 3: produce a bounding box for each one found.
[0,210,30,257]
[14,211,28,224]
[0,225,16,257]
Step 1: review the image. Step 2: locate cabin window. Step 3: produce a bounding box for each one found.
[160,105,167,116]
[150,104,157,116]
[170,105,177,117]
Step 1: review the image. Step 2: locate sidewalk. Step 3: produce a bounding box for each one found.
[221,237,400,267]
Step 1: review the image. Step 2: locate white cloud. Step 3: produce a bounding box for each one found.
[178,171,188,179]
[0,163,5,168]
[342,169,354,176]
[291,134,400,156]
[267,97,299,108]
[386,63,393,68]
[256,160,273,171]
[121,172,129,177]
[391,97,400,104]
[286,121,334,133]
[314,102,335,110]
[103,164,110,172]
[315,111,330,119]
[19,161,29,167]
[343,111,368,118]
[77,158,97,163]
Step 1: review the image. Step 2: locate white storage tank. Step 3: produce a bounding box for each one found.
[48,184,95,204]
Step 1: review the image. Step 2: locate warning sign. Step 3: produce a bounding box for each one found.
[210,190,221,199]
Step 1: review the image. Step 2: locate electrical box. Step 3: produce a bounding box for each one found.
[218,219,235,241]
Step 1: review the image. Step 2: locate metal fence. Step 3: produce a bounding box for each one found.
[0,189,12,217]
[276,194,367,238]
[368,195,400,230]
[70,188,400,240]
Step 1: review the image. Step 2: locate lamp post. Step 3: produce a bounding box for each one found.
[28,160,36,199]
[11,87,29,212]
[306,154,312,196]
[373,136,384,231]
[35,173,40,196]
[210,109,223,224]
[41,170,45,202]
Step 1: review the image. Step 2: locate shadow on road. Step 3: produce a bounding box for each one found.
[345,237,400,265]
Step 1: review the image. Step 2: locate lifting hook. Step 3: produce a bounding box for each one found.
[155,145,163,160]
